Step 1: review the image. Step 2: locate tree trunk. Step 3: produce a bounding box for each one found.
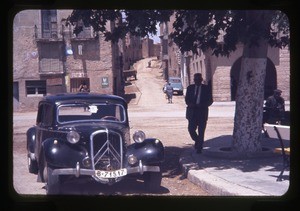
[232,11,273,155]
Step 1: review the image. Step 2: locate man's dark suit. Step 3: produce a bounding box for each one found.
[185,82,213,151]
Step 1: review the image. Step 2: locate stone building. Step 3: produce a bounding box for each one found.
[159,15,182,81]
[123,33,143,70]
[13,9,142,111]
[160,14,290,102]
[141,37,161,59]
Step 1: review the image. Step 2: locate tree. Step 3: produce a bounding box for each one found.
[66,10,289,156]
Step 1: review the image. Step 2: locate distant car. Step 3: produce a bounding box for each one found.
[26,93,164,194]
[168,77,183,95]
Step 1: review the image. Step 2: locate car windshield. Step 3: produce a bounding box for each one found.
[57,103,126,123]
[170,82,182,88]
[169,78,181,83]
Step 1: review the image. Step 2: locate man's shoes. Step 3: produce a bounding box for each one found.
[194,142,199,149]
[196,148,202,154]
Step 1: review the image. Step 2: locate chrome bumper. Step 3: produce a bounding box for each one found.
[52,160,160,177]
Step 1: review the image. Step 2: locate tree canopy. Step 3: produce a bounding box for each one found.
[66,10,289,57]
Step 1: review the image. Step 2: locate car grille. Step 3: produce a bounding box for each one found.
[90,129,123,171]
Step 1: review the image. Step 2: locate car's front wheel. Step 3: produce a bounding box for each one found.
[143,170,162,193]
[46,165,62,195]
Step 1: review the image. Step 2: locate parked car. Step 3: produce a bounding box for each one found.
[26,93,164,194]
[167,77,183,95]
[123,69,137,81]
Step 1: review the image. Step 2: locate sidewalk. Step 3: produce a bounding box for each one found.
[179,135,290,196]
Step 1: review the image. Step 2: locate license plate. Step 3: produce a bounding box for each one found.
[95,168,127,179]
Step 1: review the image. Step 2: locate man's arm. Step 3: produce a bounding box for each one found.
[185,86,194,106]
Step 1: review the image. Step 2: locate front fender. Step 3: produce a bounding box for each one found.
[42,138,87,168]
[26,127,36,153]
[126,138,164,165]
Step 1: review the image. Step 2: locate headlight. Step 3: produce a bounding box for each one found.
[67,131,80,144]
[133,130,146,143]
[127,154,138,165]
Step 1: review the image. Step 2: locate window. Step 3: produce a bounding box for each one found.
[41,10,57,38]
[78,44,83,55]
[200,61,203,71]
[26,80,46,96]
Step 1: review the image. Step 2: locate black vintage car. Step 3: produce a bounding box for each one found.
[26,93,164,194]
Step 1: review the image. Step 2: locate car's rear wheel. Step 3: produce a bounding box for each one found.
[46,165,62,195]
[28,155,38,174]
[143,170,162,193]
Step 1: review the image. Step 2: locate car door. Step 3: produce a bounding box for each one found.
[35,102,54,161]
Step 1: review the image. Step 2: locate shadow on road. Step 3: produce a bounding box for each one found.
[44,176,169,196]
[162,146,191,179]
[124,93,137,104]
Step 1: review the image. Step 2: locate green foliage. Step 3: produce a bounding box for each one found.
[66,10,289,57]
[269,10,290,48]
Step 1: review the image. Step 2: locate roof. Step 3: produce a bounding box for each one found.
[41,93,127,107]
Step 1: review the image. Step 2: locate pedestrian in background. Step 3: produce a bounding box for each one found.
[78,81,90,93]
[264,89,285,124]
[164,82,174,103]
[185,73,213,153]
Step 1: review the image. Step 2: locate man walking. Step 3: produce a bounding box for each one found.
[185,73,213,153]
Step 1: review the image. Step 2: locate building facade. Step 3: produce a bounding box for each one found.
[159,16,182,81]
[13,10,142,111]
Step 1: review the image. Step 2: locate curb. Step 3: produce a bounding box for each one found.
[179,148,288,196]
[187,168,266,196]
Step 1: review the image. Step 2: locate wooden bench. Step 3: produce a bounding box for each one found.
[263,123,290,181]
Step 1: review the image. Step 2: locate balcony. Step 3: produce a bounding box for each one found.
[34,25,63,42]
[39,58,64,75]
[70,26,96,41]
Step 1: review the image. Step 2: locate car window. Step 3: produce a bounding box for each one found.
[57,103,125,123]
[36,103,53,127]
[43,103,53,126]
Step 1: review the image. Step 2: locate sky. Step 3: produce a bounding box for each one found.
[148,23,161,44]
[149,33,160,44]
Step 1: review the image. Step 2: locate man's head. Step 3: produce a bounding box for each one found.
[194,73,203,86]
[274,89,282,98]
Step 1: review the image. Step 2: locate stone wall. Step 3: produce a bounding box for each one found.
[210,46,290,102]
[276,48,290,101]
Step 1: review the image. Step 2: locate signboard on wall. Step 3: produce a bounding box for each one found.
[70,72,87,78]
[101,77,109,88]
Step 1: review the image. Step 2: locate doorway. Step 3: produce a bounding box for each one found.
[70,78,90,93]
[230,57,277,101]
